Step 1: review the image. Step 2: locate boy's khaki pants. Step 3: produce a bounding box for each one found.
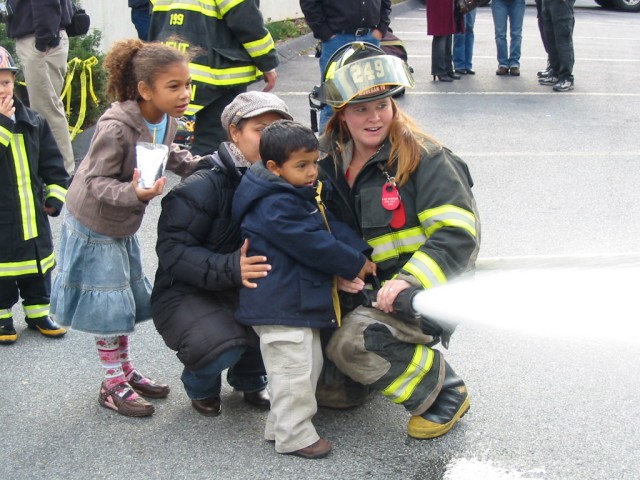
[253,325,323,453]
[16,32,75,175]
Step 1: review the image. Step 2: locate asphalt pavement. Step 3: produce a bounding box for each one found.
[3,1,640,479]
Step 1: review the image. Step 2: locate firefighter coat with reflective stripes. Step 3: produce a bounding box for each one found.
[149,0,279,116]
[0,97,69,279]
[318,138,480,290]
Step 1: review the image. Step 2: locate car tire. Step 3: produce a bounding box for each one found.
[607,0,640,11]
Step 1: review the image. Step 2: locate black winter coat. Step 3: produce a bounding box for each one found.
[151,144,253,370]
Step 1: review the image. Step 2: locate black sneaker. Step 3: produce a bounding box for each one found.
[539,76,559,86]
[0,320,18,345]
[537,67,553,78]
[553,79,574,92]
[25,316,67,338]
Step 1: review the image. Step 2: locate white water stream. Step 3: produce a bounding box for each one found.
[412,254,640,346]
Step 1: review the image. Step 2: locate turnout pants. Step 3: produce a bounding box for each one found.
[0,272,52,322]
[326,306,446,416]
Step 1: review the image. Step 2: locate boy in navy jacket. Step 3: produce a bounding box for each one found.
[232,120,375,459]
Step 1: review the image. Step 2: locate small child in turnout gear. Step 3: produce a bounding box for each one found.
[232,120,376,459]
[0,46,69,345]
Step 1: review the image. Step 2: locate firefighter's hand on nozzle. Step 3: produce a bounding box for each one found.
[375,279,412,314]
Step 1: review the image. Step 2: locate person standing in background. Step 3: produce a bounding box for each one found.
[426,0,465,82]
[539,0,575,92]
[491,0,526,76]
[149,0,278,156]
[7,0,76,176]
[535,0,551,77]
[453,10,476,75]
[129,0,151,40]
[300,0,391,133]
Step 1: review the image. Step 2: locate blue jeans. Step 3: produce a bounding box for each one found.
[491,0,526,68]
[453,10,476,71]
[181,345,267,400]
[318,33,380,133]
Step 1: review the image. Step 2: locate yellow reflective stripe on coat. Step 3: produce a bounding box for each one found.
[369,226,427,263]
[0,125,11,146]
[151,0,244,18]
[419,204,477,238]
[24,304,50,318]
[403,251,447,289]
[0,252,55,277]
[243,33,275,58]
[382,344,434,403]
[189,62,263,86]
[11,134,38,241]
[0,308,12,319]
[45,184,67,204]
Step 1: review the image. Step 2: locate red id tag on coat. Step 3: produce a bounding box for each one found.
[381,182,401,210]
[390,201,406,229]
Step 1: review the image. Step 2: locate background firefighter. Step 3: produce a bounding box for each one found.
[316,42,480,439]
[148,0,278,156]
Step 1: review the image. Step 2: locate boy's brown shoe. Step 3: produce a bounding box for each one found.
[285,438,332,459]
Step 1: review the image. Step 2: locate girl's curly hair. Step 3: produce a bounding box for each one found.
[103,39,190,102]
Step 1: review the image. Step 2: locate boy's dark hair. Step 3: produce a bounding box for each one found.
[260,120,319,166]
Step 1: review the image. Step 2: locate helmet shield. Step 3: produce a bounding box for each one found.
[321,49,414,109]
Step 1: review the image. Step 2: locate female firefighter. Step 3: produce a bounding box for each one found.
[317,42,480,439]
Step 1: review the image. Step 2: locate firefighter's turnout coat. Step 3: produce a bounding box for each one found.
[149,0,279,117]
[0,97,68,281]
[318,137,480,415]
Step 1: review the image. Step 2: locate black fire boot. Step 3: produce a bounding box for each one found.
[407,361,470,439]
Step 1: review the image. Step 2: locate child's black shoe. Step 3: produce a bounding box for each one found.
[25,316,67,338]
[0,320,18,345]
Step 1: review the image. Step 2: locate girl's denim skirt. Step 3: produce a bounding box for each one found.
[51,209,153,335]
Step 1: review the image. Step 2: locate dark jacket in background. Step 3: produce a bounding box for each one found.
[300,0,391,42]
[128,0,150,8]
[232,162,370,329]
[7,0,72,52]
[151,144,253,370]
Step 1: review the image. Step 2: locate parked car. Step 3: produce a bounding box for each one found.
[595,0,640,12]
